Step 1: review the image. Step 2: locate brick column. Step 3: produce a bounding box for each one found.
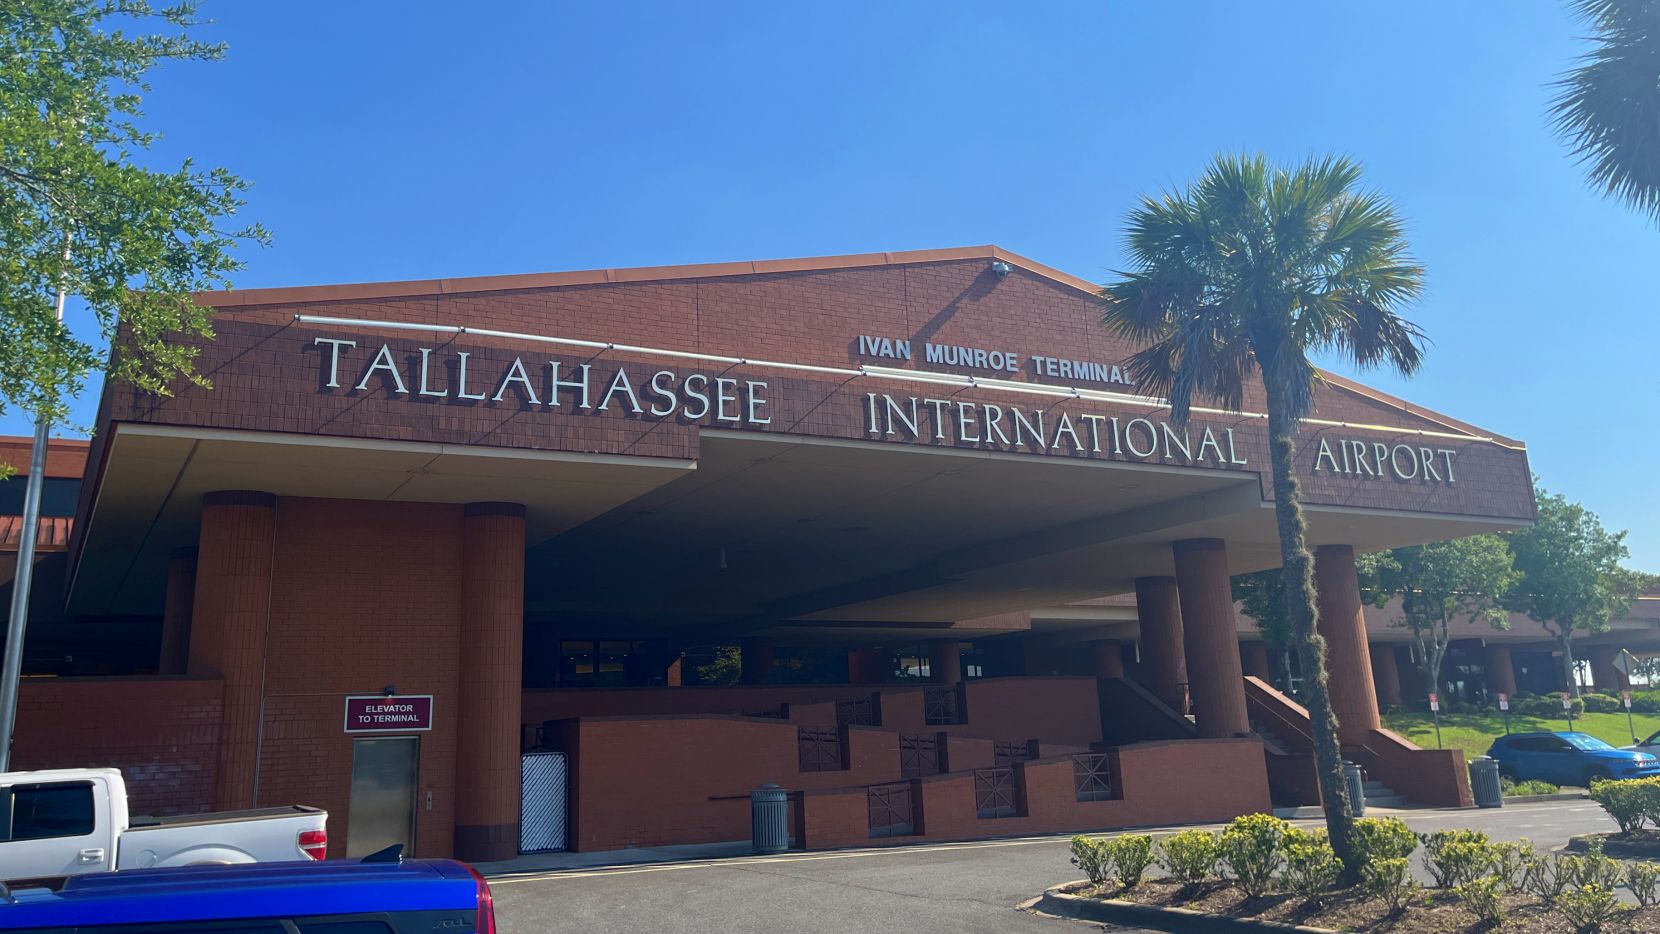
[1371,644,1403,707]
[1134,576,1187,713]
[454,503,526,862]
[740,637,774,684]
[1589,646,1629,693]
[1172,540,1250,738]
[158,548,197,676]
[1484,644,1518,696]
[928,639,962,685]
[848,647,884,683]
[1314,545,1381,744]
[189,491,277,811]
[1240,642,1271,681]
[1093,641,1125,678]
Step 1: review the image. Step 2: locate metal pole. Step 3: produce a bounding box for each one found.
[0,235,71,772]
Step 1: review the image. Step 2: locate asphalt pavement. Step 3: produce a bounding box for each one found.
[489,801,1617,934]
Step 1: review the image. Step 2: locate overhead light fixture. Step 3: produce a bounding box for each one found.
[990,260,1012,279]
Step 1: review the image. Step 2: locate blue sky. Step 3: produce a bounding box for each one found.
[8,2,1657,568]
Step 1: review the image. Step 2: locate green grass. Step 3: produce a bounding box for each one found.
[1382,710,1660,757]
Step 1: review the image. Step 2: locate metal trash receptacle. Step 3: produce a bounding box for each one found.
[1343,761,1366,817]
[751,783,790,854]
[1469,756,1504,809]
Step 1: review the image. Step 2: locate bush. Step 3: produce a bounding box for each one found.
[1105,834,1155,889]
[1418,829,1496,888]
[1069,835,1110,887]
[1503,778,1561,796]
[1455,875,1504,927]
[1582,693,1623,714]
[1627,860,1660,908]
[1350,816,1418,865]
[1630,691,1660,714]
[1279,828,1339,904]
[1362,857,1419,916]
[1220,814,1288,899]
[1588,776,1660,834]
[1566,841,1623,890]
[1523,849,1574,903]
[1508,691,1584,718]
[1156,829,1220,887]
[1557,883,1621,933]
[1492,841,1530,893]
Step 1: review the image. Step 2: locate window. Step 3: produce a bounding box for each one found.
[0,475,80,517]
[1563,733,1614,752]
[7,781,94,841]
[553,639,666,687]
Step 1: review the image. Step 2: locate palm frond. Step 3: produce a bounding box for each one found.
[1551,0,1660,221]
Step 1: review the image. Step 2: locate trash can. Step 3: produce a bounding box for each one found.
[750,783,790,854]
[1469,756,1504,809]
[1343,761,1366,817]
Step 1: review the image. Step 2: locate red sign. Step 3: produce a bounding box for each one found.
[1428,692,1439,712]
[344,695,433,733]
[1561,692,1573,711]
[1497,692,1509,711]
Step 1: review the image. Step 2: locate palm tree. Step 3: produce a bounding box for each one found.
[1551,0,1660,223]
[1100,154,1426,880]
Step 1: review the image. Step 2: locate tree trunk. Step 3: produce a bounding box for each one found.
[1262,378,1357,881]
[1556,628,1580,697]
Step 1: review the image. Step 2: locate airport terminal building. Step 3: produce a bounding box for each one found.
[0,247,1547,860]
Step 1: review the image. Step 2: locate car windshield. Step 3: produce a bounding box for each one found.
[1562,733,1615,751]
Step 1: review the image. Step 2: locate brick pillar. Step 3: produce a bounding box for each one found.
[848,647,884,683]
[453,502,526,862]
[1134,576,1187,713]
[1314,545,1382,744]
[189,491,277,811]
[1589,646,1629,693]
[1241,642,1271,681]
[1172,540,1250,738]
[928,639,962,685]
[158,548,197,676]
[1372,644,1403,707]
[1484,644,1518,696]
[740,637,774,684]
[1093,641,1125,679]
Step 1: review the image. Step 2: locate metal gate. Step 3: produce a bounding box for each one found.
[519,751,568,853]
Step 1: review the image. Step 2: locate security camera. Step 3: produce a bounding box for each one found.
[990,260,1012,279]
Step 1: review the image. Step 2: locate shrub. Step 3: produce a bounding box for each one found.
[1504,779,1561,796]
[1280,828,1340,904]
[1630,691,1660,714]
[1509,691,1584,718]
[1350,816,1418,865]
[1523,849,1574,903]
[1106,834,1155,889]
[1069,835,1110,887]
[1492,841,1530,893]
[1455,875,1504,928]
[1418,829,1496,888]
[1156,829,1220,887]
[1588,777,1657,834]
[1220,814,1288,898]
[1557,883,1621,933]
[1362,857,1419,916]
[1626,859,1660,908]
[1568,841,1623,890]
[1583,693,1622,714]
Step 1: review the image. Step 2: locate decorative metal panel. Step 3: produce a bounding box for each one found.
[923,685,964,725]
[868,781,916,838]
[519,751,568,853]
[899,733,939,778]
[975,768,1018,819]
[798,727,843,772]
[1074,753,1114,802]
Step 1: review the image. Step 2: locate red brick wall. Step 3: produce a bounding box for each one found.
[11,677,223,816]
[254,497,463,859]
[799,738,1271,850]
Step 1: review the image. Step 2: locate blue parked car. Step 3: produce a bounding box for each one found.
[1487,731,1660,787]
[0,849,495,933]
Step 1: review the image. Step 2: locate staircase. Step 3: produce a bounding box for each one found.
[1249,719,1290,755]
[1362,777,1405,809]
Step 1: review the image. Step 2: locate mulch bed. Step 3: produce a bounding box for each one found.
[1068,879,1660,932]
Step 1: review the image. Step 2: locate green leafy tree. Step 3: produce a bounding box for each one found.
[1503,486,1646,696]
[1356,535,1518,701]
[1232,568,1294,691]
[1551,0,1660,223]
[0,0,267,447]
[1101,154,1426,882]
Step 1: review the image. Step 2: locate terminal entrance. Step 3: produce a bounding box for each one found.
[345,737,419,858]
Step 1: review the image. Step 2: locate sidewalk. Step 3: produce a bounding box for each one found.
[475,840,754,877]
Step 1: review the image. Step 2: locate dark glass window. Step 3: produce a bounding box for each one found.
[0,476,80,518]
[8,780,94,840]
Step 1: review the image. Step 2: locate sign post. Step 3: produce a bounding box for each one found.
[1562,691,1575,732]
[1498,692,1510,735]
[1428,692,1442,749]
[1626,690,1636,744]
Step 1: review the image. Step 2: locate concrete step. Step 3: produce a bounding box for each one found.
[1365,794,1407,808]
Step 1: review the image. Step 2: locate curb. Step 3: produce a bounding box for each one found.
[1504,792,1588,804]
[1565,833,1660,858]
[1032,882,1338,934]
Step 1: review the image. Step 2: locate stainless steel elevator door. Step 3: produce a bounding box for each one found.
[346,736,419,857]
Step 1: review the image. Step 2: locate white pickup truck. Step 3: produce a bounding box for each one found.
[0,767,328,883]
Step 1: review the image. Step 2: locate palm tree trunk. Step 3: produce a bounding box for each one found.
[1262,378,1358,880]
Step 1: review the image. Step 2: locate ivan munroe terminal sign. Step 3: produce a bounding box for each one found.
[310,336,1459,483]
